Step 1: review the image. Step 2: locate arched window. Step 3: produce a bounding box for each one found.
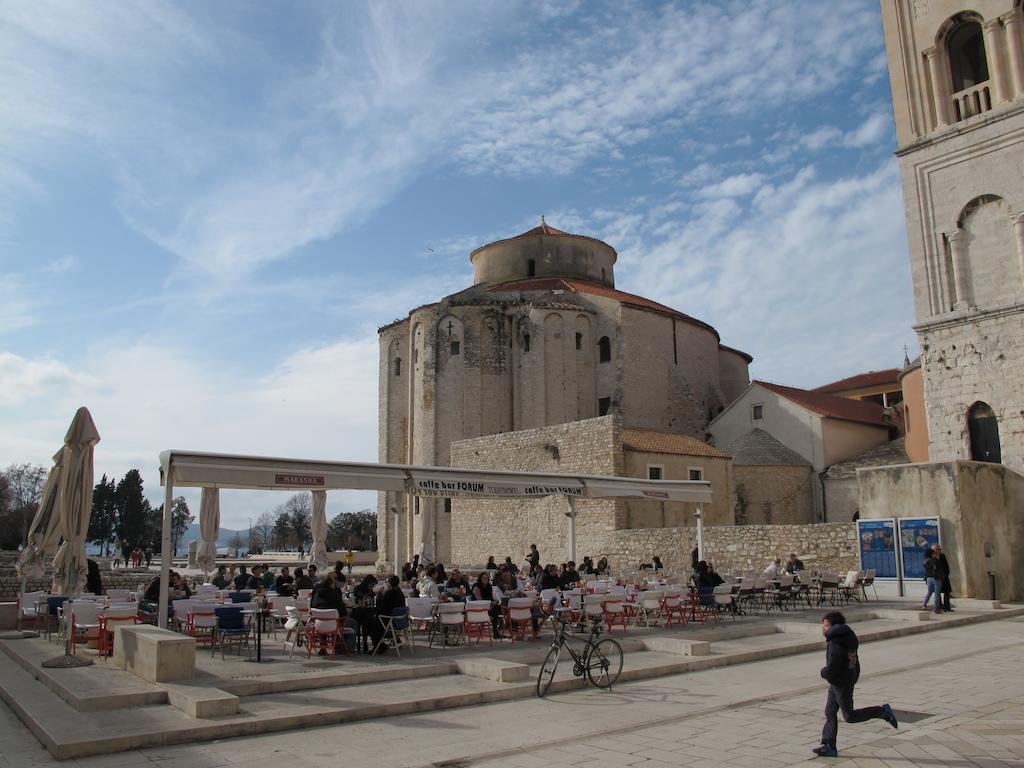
[967,401,1001,463]
[393,357,402,376]
[575,332,583,350]
[527,258,536,277]
[598,336,611,363]
[948,20,988,93]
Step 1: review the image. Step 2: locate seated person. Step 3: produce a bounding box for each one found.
[370,575,407,654]
[493,568,520,600]
[594,557,610,576]
[333,561,348,585]
[560,561,581,589]
[211,564,231,589]
[401,562,416,582]
[539,563,561,591]
[233,566,257,591]
[503,557,519,574]
[261,564,275,589]
[275,566,295,596]
[434,563,448,583]
[417,566,441,600]
[705,562,725,587]
[352,574,378,604]
[294,567,314,591]
[310,573,356,652]
[445,569,470,595]
[485,556,498,571]
[581,556,595,575]
[307,564,321,585]
[763,558,782,579]
[785,553,805,574]
[653,556,664,571]
[472,572,503,639]
[170,571,193,598]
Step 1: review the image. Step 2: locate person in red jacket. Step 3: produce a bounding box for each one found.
[813,611,898,758]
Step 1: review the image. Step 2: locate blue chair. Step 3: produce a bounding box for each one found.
[213,606,252,660]
[227,591,250,604]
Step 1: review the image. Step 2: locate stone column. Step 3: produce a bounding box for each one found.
[1013,212,1024,287]
[946,228,970,311]
[924,47,951,127]
[983,19,1010,104]
[1005,11,1024,99]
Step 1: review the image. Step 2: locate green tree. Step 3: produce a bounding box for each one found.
[169,496,194,555]
[327,509,377,551]
[87,474,117,554]
[283,493,312,552]
[114,469,152,555]
[271,512,291,550]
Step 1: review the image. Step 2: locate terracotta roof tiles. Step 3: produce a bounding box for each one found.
[813,369,901,394]
[622,428,731,458]
[754,381,889,428]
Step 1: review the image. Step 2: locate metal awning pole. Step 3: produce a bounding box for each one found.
[695,503,705,563]
[157,463,174,629]
[567,496,578,563]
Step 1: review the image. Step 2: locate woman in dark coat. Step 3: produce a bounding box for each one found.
[86,559,103,595]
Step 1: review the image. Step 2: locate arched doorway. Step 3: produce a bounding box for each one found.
[967,402,1001,463]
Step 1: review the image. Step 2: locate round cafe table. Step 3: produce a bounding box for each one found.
[241,608,271,663]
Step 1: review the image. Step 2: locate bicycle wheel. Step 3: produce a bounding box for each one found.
[585,638,623,689]
[536,645,561,697]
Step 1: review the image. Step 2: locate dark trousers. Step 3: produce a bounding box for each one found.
[942,577,953,610]
[821,683,884,747]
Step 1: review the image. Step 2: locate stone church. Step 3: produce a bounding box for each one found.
[377,221,751,565]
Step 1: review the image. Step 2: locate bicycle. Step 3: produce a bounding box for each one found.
[536,611,623,697]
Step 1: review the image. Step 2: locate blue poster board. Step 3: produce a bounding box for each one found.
[898,517,941,580]
[857,519,898,579]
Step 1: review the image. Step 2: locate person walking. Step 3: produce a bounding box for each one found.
[931,543,953,612]
[813,611,897,757]
[345,549,355,575]
[922,548,943,614]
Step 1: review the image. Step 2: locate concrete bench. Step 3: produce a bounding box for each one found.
[642,637,711,656]
[455,657,530,682]
[113,625,195,683]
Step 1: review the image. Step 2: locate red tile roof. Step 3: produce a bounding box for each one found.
[754,381,889,427]
[469,221,617,261]
[515,222,569,237]
[488,277,722,340]
[622,428,731,458]
[813,369,901,394]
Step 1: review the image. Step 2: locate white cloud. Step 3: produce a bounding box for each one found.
[0,352,94,406]
[698,173,765,199]
[0,276,40,334]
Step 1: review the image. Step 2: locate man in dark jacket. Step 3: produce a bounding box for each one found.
[813,611,898,757]
[931,544,953,611]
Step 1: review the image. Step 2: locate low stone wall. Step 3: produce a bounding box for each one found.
[0,553,152,600]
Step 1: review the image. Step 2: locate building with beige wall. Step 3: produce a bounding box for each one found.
[898,357,930,461]
[708,381,893,521]
[377,221,750,566]
[729,428,815,525]
[882,0,1024,471]
[813,369,904,408]
[446,416,733,566]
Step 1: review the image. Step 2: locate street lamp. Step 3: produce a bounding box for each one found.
[248,517,252,556]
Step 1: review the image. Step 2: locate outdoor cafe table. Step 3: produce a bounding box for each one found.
[240,608,270,663]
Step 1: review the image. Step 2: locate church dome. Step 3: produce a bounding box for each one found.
[470,218,617,288]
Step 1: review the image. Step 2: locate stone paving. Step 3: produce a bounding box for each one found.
[0,617,1021,768]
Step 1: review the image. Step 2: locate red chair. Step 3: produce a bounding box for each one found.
[601,595,629,633]
[463,600,493,646]
[186,603,217,647]
[99,606,138,657]
[306,608,351,657]
[505,598,536,642]
[70,603,102,655]
[660,590,687,626]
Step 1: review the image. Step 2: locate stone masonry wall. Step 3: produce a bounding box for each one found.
[0,553,152,600]
[734,465,814,525]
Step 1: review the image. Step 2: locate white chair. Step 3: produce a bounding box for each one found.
[430,603,465,647]
[307,608,347,657]
[406,597,435,642]
[463,600,493,646]
[601,594,628,632]
[70,602,102,655]
[504,597,536,642]
[106,589,132,602]
[283,605,307,657]
[539,588,560,615]
[713,584,735,621]
[171,599,193,632]
[187,603,218,646]
[583,593,605,623]
[17,591,45,631]
[266,596,295,639]
[634,591,663,627]
[196,584,218,597]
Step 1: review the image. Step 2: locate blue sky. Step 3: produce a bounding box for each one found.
[0,0,918,529]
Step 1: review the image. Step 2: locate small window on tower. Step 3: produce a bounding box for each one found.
[688,468,704,481]
[598,397,611,416]
[523,333,531,353]
[648,465,663,480]
[450,340,460,356]
[752,403,764,420]
[575,332,583,350]
[598,336,611,363]
[527,258,536,277]
[393,357,402,377]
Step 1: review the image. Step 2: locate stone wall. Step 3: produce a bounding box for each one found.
[734,465,814,525]
[0,553,153,600]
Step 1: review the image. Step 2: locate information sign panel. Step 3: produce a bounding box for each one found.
[897,517,941,580]
[857,519,898,579]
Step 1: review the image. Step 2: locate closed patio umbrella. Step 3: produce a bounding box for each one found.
[308,490,328,572]
[196,487,219,577]
[51,407,101,596]
[15,446,64,581]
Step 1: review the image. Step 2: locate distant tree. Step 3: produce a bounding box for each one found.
[327,509,377,551]
[283,493,312,551]
[114,469,152,556]
[253,510,274,551]
[1,463,47,548]
[87,474,117,554]
[228,532,245,557]
[169,496,194,555]
[271,510,292,550]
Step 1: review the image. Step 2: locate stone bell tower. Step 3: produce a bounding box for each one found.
[881,0,1024,470]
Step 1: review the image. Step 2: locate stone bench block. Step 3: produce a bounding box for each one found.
[455,657,530,682]
[642,637,711,656]
[0,603,17,631]
[164,684,239,718]
[112,626,195,683]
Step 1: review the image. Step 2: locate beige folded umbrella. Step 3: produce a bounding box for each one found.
[51,407,101,596]
[308,490,328,572]
[15,446,64,581]
[196,487,219,576]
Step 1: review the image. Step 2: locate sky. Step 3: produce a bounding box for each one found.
[0,0,919,530]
